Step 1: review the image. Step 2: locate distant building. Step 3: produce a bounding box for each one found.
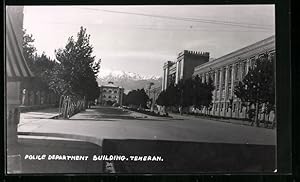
[98,82,124,106]
[162,50,209,90]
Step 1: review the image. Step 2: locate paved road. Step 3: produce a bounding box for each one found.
[18,106,276,146]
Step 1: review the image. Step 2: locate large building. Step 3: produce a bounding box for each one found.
[6,6,34,172]
[161,35,275,120]
[98,82,124,106]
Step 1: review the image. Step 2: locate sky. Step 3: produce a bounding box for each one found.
[22,5,275,78]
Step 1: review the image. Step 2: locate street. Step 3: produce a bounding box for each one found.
[15,106,277,173]
[18,106,276,145]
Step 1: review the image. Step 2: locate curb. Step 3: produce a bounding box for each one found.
[170,113,275,129]
[19,105,57,113]
[122,108,172,120]
[18,132,103,147]
[50,113,62,119]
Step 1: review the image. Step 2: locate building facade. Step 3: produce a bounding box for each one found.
[6,6,35,171]
[162,35,275,120]
[98,82,124,106]
[193,35,275,119]
[162,50,209,90]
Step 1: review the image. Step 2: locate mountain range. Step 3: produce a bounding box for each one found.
[97,70,162,93]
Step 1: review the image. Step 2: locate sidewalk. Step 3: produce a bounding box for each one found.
[169,112,255,127]
[19,104,57,112]
[18,107,60,126]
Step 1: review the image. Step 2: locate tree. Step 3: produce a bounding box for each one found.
[156,90,169,114]
[192,75,214,110]
[126,89,149,108]
[165,84,179,107]
[122,93,128,106]
[234,53,275,126]
[22,30,57,92]
[156,76,214,114]
[156,91,167,106]
[50,27,101,101]
[22,29,37,69]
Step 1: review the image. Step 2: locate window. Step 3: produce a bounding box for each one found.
[114,90,118,93]
[103,95,106,98]
[228,66,232,84]
[237,103,241,111]
[241,61,246,78]
[222,88,225,100]
[210,72,214,82]
[201,74,205,83]
[222,68,226,86]
[108,96,111,98]
[109,90,112,93]
[250,57,256,68]
[259,54,265,59]
[268,51,275,60]
[227,86,231,98]
[216,70,220,88]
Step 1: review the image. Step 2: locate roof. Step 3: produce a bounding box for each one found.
[100,82,122,89]
[6,7,34,81]
[193,35,275,74]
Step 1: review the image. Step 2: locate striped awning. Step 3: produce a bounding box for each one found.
[6,7,34,82]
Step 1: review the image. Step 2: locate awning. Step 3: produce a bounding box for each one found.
[6,7,34,82]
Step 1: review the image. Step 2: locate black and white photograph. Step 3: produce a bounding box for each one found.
[6,5,276,174]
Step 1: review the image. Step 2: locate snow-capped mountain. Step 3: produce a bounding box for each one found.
[97,69,162,93]
[98,69,161,81]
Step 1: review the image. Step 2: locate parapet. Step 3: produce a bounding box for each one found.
[178,50,210,57]
[163,61,175,68]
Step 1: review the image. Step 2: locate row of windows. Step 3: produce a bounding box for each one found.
[214,102,243,112]
[102,89,118,94]
[198,51,275,88]
[103,95,118,99]
[200,62,245,86]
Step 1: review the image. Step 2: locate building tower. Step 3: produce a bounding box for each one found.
[162,50,209,91]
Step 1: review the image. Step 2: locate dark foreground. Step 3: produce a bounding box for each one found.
[14,138,102,174]
[8,138,275,174]
[102,139,276,174]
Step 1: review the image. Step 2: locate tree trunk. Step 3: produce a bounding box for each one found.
[263,112,267,128]
[255,102,259,127]
[179,106,182,115]
[272,111,276,129]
